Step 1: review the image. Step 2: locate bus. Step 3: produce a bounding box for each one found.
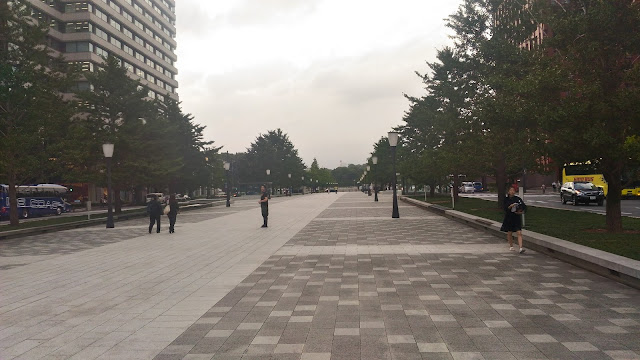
[562,163,608,196]
[0,184,71,219]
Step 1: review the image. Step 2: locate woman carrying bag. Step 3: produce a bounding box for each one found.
[500,186,526,254]
[164,194,179,234]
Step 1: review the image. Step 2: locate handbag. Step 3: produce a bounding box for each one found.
[163,204,171,215]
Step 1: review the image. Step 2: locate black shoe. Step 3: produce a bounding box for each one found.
[149,230,152,234]
[261,225,267,228]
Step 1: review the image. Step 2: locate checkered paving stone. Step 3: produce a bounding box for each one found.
[0,205,244,261]
[155,194,640,360]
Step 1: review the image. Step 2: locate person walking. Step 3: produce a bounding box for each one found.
[147,194,162,234]
[259,185,269,228]
[166,194,179,234]
[500,186,526,254]
[552,181,557,192]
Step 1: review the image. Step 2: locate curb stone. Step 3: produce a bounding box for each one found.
[401,196,640,290]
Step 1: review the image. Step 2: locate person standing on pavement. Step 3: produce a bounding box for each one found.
[166,194,179,234]
[500,186,526,254]
[147,194,162,234]
[259,185,269,228]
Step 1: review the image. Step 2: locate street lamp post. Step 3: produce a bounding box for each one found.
[388,131,400,218]
[288,173,292,196]
[309,178,313,193]
[301,176,305,195]
[224,160,231,207]
[372,156,379,202]
[102,143,115,228]
[266,169,271,196]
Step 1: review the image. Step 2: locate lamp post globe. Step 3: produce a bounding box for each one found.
[388,132,400,218]
[102,143,115,228]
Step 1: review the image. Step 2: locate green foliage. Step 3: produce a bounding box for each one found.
[0,0,77,224]
[331,164,366,187]
[243,129,306,188]
[307,158,335,186]
[526,0,640,231]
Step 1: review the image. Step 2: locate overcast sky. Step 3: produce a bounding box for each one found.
[175,1,459,169]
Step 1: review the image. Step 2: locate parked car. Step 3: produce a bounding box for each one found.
[175,194,190,201]
[622,181,640,198]
[459,182,475,193]
[473,182,483,192]
[560,182,604,206]
[146,193,165,204]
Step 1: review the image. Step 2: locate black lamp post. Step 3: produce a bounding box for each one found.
[388,131,400,218]
[372,156,379,202]
[288,173,292,196]
[301,176,305,195]
[224,160,231,207]
[102,143,115,228]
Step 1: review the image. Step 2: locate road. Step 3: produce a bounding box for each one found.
[461,192,640,218]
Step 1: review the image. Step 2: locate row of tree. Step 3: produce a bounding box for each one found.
[366,0,640,233]
[1,1,221,225]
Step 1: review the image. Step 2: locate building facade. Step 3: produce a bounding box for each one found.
[29,0,178,102]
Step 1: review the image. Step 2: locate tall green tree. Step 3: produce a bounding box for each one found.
[162,99,218,196]
[529,0,640,232]
[0,0,76,225]
[444,0,542,205]
[73,56,172,211]
[244,129,306,189]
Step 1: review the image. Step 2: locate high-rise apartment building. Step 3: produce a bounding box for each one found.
[28,0,178,102]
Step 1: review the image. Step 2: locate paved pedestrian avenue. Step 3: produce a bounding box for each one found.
[1,194,639,360]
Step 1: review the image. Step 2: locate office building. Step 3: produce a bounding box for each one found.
[28,0,178,102]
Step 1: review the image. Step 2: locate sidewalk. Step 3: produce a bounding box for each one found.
[1,193,639,360]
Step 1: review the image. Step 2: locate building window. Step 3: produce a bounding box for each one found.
[123,11,132,22]
[123,44,133,56]
[94,26,108,41]
[94,8,108,22]
[110,37,121,48]
[109,19,121,31]
[65,41,90,53]
[65,21,89,33]
[123,27,132,39]
[95,46,108,57]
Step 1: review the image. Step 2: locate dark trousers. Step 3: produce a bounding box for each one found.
[149,215,160,233]
[168,214,176,232]
[261,206,268,226]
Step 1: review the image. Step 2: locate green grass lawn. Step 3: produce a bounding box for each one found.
[409,195,640,261]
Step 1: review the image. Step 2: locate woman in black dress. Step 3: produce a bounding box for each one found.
[501,186,526,254]
[167,194,179,234]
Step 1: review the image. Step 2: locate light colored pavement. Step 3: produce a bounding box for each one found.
[0,195,339,359]
[1,193,639,360]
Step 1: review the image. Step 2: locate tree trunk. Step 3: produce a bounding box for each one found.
[8,169,19,226]
[453,174,460,201]
[496,152,507,209]
[482,175,487,192]
[114,186,122,214]
[603,165,623,233]
[429,181,436,197]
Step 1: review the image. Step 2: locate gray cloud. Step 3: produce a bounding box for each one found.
[175,1,459,169]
